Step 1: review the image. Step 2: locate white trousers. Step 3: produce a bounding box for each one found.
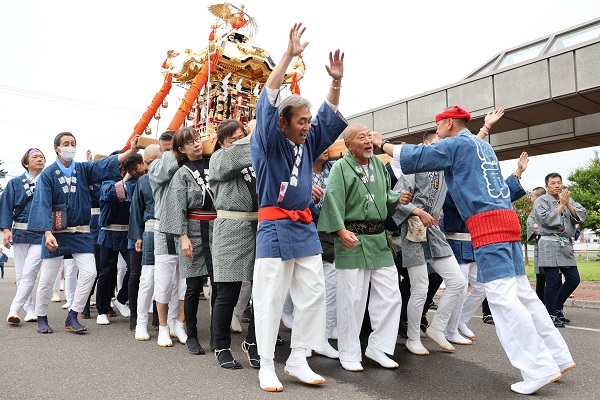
[446,262,486,333]
[35,254,97,315]
[61,259,78,303]
[253,255,326,359]
[154,254,185,304]
[323,260,338,338]
[137,264,154,325]
[484,275,571,381]
[116,252,127,295]
[406,256,466,340]
[233,281,252,320]
[337,265,401,362]
[9,244,42,315]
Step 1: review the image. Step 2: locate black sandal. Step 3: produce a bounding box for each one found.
[215,348,242,369]
[241,341,260,368]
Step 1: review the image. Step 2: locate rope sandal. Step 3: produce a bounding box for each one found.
[242,341,261,368]
[215,348,242,369]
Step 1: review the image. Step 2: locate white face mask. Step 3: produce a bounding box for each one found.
[59,146,76,161]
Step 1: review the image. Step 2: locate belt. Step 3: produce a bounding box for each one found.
[144,219,156,232]
[445,232,472,241]
[539,235,572,246]
[91,208,100,215]
[345,221,385,235]
[465,209,521,249]
[53,225,91,234]
[187,209,217,221]
[217,210,258,221]
[13,222,28,230]
[101,224,129,232]
[258,206,313,224]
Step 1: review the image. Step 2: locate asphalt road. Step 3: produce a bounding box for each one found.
[1,267,599,399]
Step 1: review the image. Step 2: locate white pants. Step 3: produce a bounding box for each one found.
[485,275,571,381]
[61,259,78,304]
[233,281,252,321]
[337,265,401,362]
[323,260,338,338]
[9,244,42,315]
[253,255,326,359]
[406,256,466,340]
[446,262,486,333]
[35,254,97,316]
[116,252,127,295]
[154,254,185,304]
[137,264,154,325]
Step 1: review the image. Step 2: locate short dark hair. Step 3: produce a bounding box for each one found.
[545,173,562,186]
[217,119,245,145]
[21,148,46,170]
[423,131,437,143]
[159,131,174,142]
[54,132,76,147]
[172,127,200,164]
[531,187,546,197]
[123,153,144,173]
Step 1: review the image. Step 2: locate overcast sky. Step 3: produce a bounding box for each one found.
[1,1,599,195]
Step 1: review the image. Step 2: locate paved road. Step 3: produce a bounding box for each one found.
[1,268,599,399]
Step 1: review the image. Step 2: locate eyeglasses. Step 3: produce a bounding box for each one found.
[185,137,201,147]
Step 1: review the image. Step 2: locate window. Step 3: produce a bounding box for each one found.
[496,42,546,69]
[548,22,600,53]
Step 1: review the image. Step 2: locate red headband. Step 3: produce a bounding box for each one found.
[435,106,471,123]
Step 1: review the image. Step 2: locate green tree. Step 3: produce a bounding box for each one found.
[0,160,7,193]
[513,192,533,265]
[568,151,600,234]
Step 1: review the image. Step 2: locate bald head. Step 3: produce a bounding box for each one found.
[342,123,368,141]
[143,143,162,166]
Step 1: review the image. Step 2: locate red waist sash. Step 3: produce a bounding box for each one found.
[258,206,313,224]
[187,209,217,221]
[465,209,521,249]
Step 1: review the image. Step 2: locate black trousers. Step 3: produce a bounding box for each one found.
[97,246,129,315]
[184,276,217,341]
[212,281,256,349]
[128,248,143,329]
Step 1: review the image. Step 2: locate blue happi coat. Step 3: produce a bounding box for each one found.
[27,156,121,259]
[0,173,43,244]
[398,128,525,283]
[251,89,347,260]
[97,178,136,252]
[128,174,155,266]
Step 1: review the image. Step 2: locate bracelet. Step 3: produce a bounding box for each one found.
[380,139,389,149]
[332,76,343,82]
[479,128,489,136]
[483,123,491,130]
[331,85,341,90]
[514,173,521,180]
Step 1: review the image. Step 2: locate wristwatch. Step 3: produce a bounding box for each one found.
[380,139,389,149]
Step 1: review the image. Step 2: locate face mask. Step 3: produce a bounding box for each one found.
[60,146,77,161]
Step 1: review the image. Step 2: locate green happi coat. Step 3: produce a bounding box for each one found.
[317,152,399,270]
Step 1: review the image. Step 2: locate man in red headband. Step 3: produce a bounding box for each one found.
[373,106,574,395]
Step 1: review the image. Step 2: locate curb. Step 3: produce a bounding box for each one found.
[565,299,600,310]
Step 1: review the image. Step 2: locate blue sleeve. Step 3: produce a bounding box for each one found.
[505,174,526,202]
[400,140,454,175]
[0,180,16,229]
[100,181,121,203]
[26,172,54,232]
[128,183,144,241]
[125,178,138,202]
[252,90,282,160]
[83,155,121,185]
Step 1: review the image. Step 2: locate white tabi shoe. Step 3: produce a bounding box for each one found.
[7,314,21,324]
[314,341,339,359]
[113,300,130,317]
[457,322,475,339]
[340,360,363,372]
[172,321,188,344]
[406,339,429,356]
[445,331,473,345]
[259,366,284,392]
[365,347,399,368]
[51,291,61,302]
[559,361,576,374]
[426,327,456,352]
[96,314,110,325]
[135,324,150,341]
[24,313,37,322]
[305,348,313,358]
[284,362,326,385]
[511,373,562,395]
[157,326,173,347]
[61,302,71,310]
[168,320,176,337]
[230,316,243,333]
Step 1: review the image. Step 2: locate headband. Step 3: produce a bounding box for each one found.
[435,106,471,123]
[28,148,44,157]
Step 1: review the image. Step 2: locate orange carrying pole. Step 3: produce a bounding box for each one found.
[122,73,173,152]
[167,52,219,132]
